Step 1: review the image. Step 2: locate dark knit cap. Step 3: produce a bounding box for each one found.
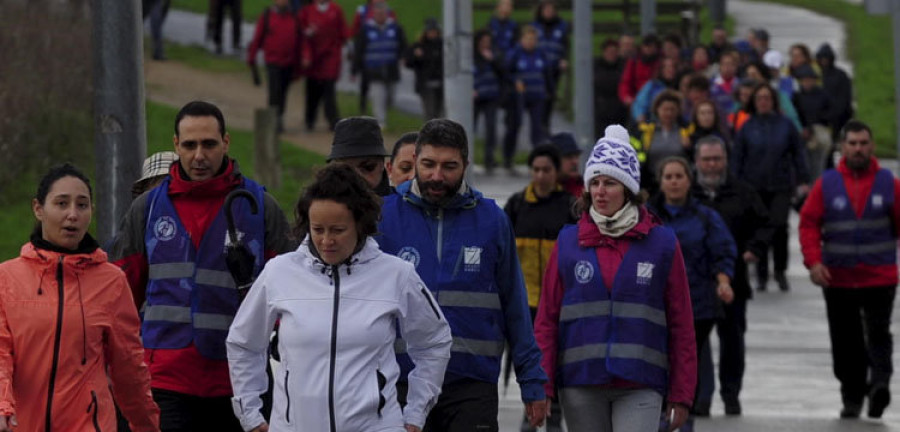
[327,117,387,161]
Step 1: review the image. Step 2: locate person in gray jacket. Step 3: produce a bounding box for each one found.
[226,164,452,432]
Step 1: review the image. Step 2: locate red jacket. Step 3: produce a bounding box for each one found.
[618,56,659,105]
[534,208,697,406]
[110,159,295,397]
[0,242,159,431]
[299,1,348,80]
[247,6,302,68]
[799,157,900,288]
[560,176,584,199]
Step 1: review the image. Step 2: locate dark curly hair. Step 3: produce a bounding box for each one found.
[292,164,383,246]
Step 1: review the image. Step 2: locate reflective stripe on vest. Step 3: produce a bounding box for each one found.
[561,343,668,369]
[363,24,399,69]
[534,21,567,64]
[377,190,508,384]
[821,168,897,268]
[555,223,674,394]
[141,178,267,360]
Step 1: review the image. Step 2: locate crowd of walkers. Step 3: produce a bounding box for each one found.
[2,1,896,432]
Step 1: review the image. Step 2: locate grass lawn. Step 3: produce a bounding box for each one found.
[744,0,896,157]
[0,101,326,261]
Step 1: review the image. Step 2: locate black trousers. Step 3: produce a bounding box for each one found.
[696,296,748,409]
[692,319,716,413]
[823,286,896,406]
[306,78,339,130]
[266,64,293,120]
[423,379,499,432]
[209,0,242,48]
[474,99,499,167]
[152,389,243,432]
[756,189,792,280]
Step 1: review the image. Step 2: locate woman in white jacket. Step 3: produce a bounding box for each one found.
[227,164,452,432]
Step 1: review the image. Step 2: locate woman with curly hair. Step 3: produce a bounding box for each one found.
[226,164,452,432]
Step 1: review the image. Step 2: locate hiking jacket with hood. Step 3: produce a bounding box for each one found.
[227,237,452,431]
[0,237,159,432]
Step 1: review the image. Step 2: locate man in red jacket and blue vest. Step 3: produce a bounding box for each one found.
[799,120,899,420]
[109,101,295,431]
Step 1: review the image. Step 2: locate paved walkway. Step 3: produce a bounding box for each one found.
[154,4,900,430]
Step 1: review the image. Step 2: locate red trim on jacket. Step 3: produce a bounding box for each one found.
[534,208,697,406]
[799,157,900,288]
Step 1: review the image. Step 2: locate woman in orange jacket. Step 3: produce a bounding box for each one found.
[0,164,159,432]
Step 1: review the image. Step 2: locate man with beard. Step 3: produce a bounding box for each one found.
[691,135,771,416]
[800,120,900,419]
[376,119,549,430]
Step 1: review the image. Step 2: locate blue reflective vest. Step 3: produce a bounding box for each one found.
[377,189,507,384]
[474,59,501,102]
[363,22,400,70]
[142,179,266,360]
[555,224,675,395]
[822,169,897,268]
[488,17,518,53]
[533,20,567,66]
[509,47,547,102]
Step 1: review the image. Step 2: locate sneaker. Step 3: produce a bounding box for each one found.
[868,385,891,419]
[840,403,862,419]
[724,399,742,416]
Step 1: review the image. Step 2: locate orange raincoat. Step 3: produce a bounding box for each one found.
[0,242,159,431]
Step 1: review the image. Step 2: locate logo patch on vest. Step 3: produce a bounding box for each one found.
[463,246,482,272]
[832,196,848,211]
[873,194,884,209]
[636,262,655,286]
[154,216,177,241]
[398,247,421,268]
[574,260,594,284]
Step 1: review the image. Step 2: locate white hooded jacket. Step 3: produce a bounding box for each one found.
[227,237,452,431]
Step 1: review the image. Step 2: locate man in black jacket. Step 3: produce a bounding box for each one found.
[691,135,772,416]
[816,43,854,169]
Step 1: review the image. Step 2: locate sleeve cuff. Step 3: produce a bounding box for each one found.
[520,381,547,403]
[403,412,426,429]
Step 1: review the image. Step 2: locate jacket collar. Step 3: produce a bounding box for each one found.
[168,157,242,198]
[20,237,107,270]
[837,156,880,178]
[298,235,382,276]
[398,179,482,211]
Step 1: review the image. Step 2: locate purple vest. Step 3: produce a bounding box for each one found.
[141,179,266,360]
[822,169,897,268]
[556,223,675,395]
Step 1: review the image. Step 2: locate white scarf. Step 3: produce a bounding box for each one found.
[590,202,640,238]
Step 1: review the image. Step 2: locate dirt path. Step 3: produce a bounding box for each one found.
[143,59,403,156]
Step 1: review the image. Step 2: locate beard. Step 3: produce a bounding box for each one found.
[846,153,870,171]
[697,171,726,190]
[417,175,463,207]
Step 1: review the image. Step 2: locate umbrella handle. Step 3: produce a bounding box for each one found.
[224,189,259,245]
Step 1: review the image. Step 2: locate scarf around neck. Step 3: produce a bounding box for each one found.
[590,202,640,238]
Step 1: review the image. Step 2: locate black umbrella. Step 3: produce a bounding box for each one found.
[224,189,259,301]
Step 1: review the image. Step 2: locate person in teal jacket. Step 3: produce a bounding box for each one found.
[376,119,549,430]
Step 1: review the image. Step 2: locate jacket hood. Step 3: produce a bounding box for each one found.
[396,179,482,211]
[576,205,659,247]
[815,43,835,61]
[20,238,108,268]
[297,235,382,275]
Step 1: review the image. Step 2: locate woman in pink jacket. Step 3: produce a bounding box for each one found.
[534,125,696,431]
[0,164,159,432]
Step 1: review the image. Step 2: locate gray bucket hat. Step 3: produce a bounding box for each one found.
[327,116,388,161]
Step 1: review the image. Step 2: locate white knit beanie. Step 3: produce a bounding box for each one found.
[583,124,641,194]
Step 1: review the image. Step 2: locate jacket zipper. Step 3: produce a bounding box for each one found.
[86,390,101,432]
[45,256,65,432]
[328,266,341,432]
[436,208,444,262]
[284,370,291,423]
